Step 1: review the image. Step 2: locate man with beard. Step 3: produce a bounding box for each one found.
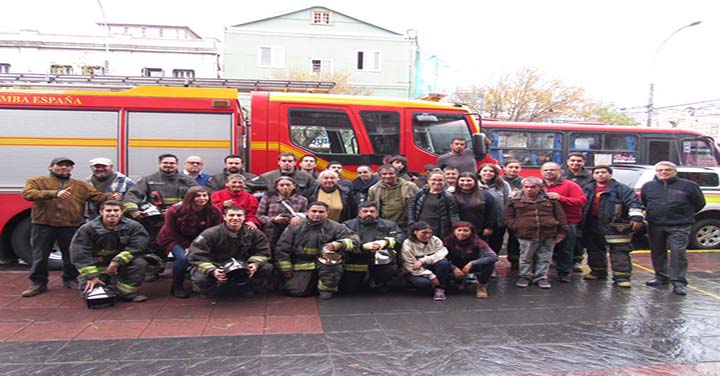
[342,201,403,293]
[299,154,319,179]
[275,201,360,299]
[207,154,256,192]
[84,158,135,219]
[188,206,272,297]
[123,154,197,281]
[438,137,480,174]
[70,200,149,303]
[21,157,115,297]
[253,153,314,198]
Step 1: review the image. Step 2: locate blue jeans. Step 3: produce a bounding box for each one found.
[450,250,498,284]
[553,223,576,276]
[406,259,451,290]
[518,238,555,282]
[647,224,690,286]
[171,245,189,286]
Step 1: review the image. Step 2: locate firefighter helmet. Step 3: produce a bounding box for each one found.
[84,284,115,309]
[222,258,250,285]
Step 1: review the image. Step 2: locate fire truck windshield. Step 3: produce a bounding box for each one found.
[413,113,472,155]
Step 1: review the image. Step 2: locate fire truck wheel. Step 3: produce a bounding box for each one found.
[10,217,63,270]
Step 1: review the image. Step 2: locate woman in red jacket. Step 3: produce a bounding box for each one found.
[210,174,260,230]
[157,186,223,298]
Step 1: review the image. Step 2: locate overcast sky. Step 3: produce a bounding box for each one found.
[2,0,718,111]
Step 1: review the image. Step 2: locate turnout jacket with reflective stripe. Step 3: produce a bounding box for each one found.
[188,223,271,277]
[122,171,196,213]
[70,217,149,279]
[275,219,360,272]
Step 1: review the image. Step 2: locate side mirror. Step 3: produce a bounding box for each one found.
[472,133,487,160]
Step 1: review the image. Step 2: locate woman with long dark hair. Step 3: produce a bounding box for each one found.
[157,186,223,298]
[443,222,498,298]
[454,172,496,239]
[477,163,511,254]
[400,221,451,301]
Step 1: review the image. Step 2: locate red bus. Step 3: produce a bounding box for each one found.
[482,120,719,174]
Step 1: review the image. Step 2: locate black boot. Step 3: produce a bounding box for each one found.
[171,282,189,299]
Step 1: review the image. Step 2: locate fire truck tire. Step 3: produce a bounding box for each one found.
[10,217,63,270]
[690,218,720,250]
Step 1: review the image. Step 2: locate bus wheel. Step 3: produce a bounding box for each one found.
[10,217,64,270]
[690,218,720,250]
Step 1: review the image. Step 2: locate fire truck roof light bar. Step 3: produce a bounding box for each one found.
[0,73,336,93]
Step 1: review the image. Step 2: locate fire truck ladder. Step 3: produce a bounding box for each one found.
[0,73,336,93]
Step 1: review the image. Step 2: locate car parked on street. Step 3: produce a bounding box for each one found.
[611,165,720,249]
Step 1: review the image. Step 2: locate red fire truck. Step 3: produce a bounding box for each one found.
[0,74,483,266]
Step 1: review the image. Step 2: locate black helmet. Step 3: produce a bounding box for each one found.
[84,285,115,309]
[222,258,250,285]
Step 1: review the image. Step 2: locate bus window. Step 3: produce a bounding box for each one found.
[289,109,359,154]
[490,130,563,166]
[360,111,400,156]
[570,133,638,166]
[681,139,718,167]
[648,140,671,165]
[413,113,472,155]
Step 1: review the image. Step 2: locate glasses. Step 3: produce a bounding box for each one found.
[187,161,203,165]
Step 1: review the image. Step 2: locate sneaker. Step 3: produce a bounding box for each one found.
[572,263,584,273]
[515,278,530,288]
[615,280,632,288]
[170,285,189,299]
[556,274,570,283]
[536,279,552,289]
[646,278,669,287]
[63,279,79,289]
[475,283,488,299]
[583,272,607,281]
[672,284,688,296]
[21,283,47,298]
[120,294,148,302]
[433,288,447,301]
[318,291,335,300]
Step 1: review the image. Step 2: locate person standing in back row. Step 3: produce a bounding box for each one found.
[641,161,705,296]
[438,137,481,174]
[21,157,117,298]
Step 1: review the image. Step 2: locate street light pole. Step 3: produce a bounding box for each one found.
[646,21,701,127]
[97,0,111,74]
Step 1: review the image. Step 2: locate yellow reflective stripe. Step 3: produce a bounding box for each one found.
[198,262,217,274]
[345,264,368,272]
[613,271,631,276]
[163,198,183,204]
[385,238,396,249]
[277,261,293,270]
[117,282,138,294]
[318,279,337,292]
[628,208,643,217]
[115,250,134,264]
[248,256,268,264]
[303,248,319,255]
[78,265,99,276]
[293,263,316,271]
[123,203,139,211]
[341,239,354,251]
[96,249,116,256]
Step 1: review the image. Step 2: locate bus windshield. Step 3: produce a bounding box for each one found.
[413,113,472,155]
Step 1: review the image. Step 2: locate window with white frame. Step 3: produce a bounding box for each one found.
[50,65,73,74]
[311,10,332,25]
[258,46,285,68]
[173,69,195,78]
[0,63,10,73]
[141,67,164,77]
[356,50,381,71]
[82,65,105,75]
[310,59,333,74]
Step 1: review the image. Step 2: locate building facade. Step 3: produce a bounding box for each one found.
[223,7,416,98]
[0,24,218,78]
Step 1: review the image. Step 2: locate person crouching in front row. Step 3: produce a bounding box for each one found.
[400,221,451,301]
[443,221,498,299]
[187,206,273,298]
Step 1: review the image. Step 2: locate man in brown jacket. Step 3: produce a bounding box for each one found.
[21,157,116,297]
[504,177,568,289]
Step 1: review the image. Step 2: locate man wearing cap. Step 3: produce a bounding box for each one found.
[20,157,116,297]
[183,155,211,186]
[85,157,135,219]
